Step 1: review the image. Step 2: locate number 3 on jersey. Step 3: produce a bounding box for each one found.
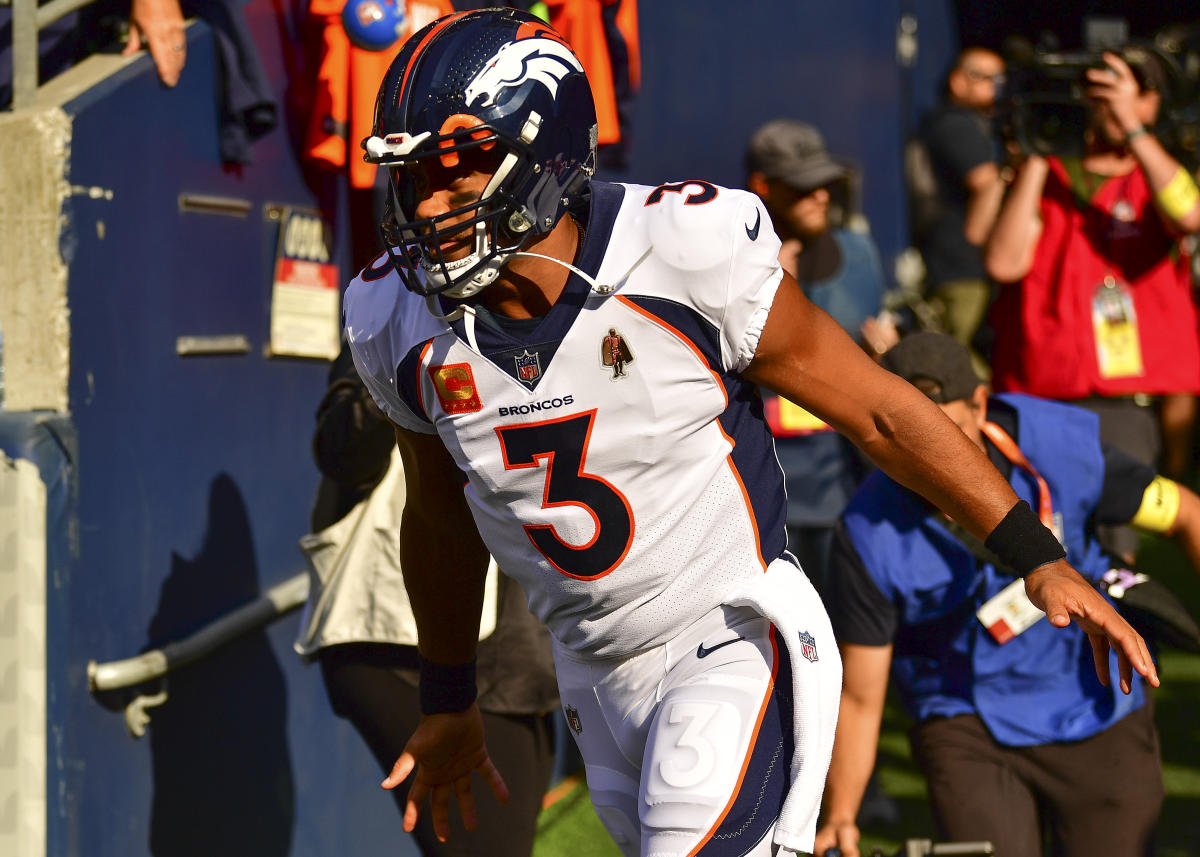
[495,410,635,580]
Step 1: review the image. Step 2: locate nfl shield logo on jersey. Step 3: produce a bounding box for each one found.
[564,705,583,734]
[798,630,819,663]
[515,350,542,386]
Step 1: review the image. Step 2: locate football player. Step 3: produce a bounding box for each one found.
[343,9,1158,857]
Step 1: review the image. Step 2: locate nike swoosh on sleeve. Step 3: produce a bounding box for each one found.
[745,210,761,241]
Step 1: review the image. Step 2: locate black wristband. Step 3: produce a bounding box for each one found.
[418,656,478,715]
[983,500,1066,576]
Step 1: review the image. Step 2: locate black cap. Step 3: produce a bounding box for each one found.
[745,119,847,193]
[880,332,984,403]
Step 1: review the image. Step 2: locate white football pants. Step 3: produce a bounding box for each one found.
[553,603,833,857]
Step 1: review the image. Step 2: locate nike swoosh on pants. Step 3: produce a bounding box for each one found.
[696,636,744,658]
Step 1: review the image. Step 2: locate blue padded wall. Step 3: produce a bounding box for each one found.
[605,0,959,279]
[50,6,416,857]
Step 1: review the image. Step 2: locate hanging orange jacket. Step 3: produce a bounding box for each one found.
[605,0,640,161]
[304,0,454,189]
[613,0,639,93]
[544,0,621,145]
[303,0,639,185]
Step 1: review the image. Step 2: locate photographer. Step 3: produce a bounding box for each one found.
[986,47,1200,561]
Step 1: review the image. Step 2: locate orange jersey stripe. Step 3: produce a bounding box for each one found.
[717,421,767,572]
[416,339,433,415]
[616,294,766,569]
[615,295,728,407]
[686,628,781,857]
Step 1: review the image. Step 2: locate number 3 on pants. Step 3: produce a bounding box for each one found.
[647,698,742,802]
[656,702,724,790]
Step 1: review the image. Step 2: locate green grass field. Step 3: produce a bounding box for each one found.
[533,533,1200,857]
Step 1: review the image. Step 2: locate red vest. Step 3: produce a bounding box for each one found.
[990,157,1200,398]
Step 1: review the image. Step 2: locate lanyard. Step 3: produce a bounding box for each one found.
[980,421,1055,530]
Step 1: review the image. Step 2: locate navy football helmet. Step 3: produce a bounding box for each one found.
[364,8,598,298]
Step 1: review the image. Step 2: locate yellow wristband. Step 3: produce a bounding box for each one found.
[1156,167,1200,221]
[1130,475,1181,533]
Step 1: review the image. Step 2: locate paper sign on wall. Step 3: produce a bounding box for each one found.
[269,208,340,359]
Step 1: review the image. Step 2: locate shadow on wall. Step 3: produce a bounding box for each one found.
[145,473,295,857]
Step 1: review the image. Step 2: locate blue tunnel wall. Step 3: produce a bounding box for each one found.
[45,6,412,857]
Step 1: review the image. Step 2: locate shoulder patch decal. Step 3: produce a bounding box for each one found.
[600,328,633,379]
[429,363,483,414]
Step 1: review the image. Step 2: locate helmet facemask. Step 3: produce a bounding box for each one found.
[364,8,599,300]
[378,127,541,299]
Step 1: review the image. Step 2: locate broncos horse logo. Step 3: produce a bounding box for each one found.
[464,22,583,109]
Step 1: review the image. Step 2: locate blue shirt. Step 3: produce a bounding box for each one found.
[832,394,1146,746]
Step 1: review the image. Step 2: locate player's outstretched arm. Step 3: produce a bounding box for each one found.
[382,426,508,838]
[744,273,1158,691]
[394,425,491,664]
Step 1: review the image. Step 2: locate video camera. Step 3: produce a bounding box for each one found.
[999,48,1124,157]
[997,21,1200,167]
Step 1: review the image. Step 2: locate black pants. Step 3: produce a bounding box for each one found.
[909,702,1162,857]
[318,645,557,857]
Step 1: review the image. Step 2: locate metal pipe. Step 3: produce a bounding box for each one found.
[178,193,253,217]
[11,0,38,109]
[35,0,95,29]
[88,573,310,693]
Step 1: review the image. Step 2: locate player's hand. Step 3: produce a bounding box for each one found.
[814,819,860,857]
[123,0,187,87]
[1024,559,1160,694]
[382,704,510,842]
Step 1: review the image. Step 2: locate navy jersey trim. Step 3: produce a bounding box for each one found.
[621,295,788,563]
[620,295,723,366]
[696,627,793,856]
[396,337,436,424]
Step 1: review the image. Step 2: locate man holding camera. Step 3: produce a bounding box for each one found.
[985,47,1200,561]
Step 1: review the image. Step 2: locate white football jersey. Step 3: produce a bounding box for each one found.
[345,180,790,657]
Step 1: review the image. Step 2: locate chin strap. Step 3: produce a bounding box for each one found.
[420,244,654,354]
[507,245,653,295]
